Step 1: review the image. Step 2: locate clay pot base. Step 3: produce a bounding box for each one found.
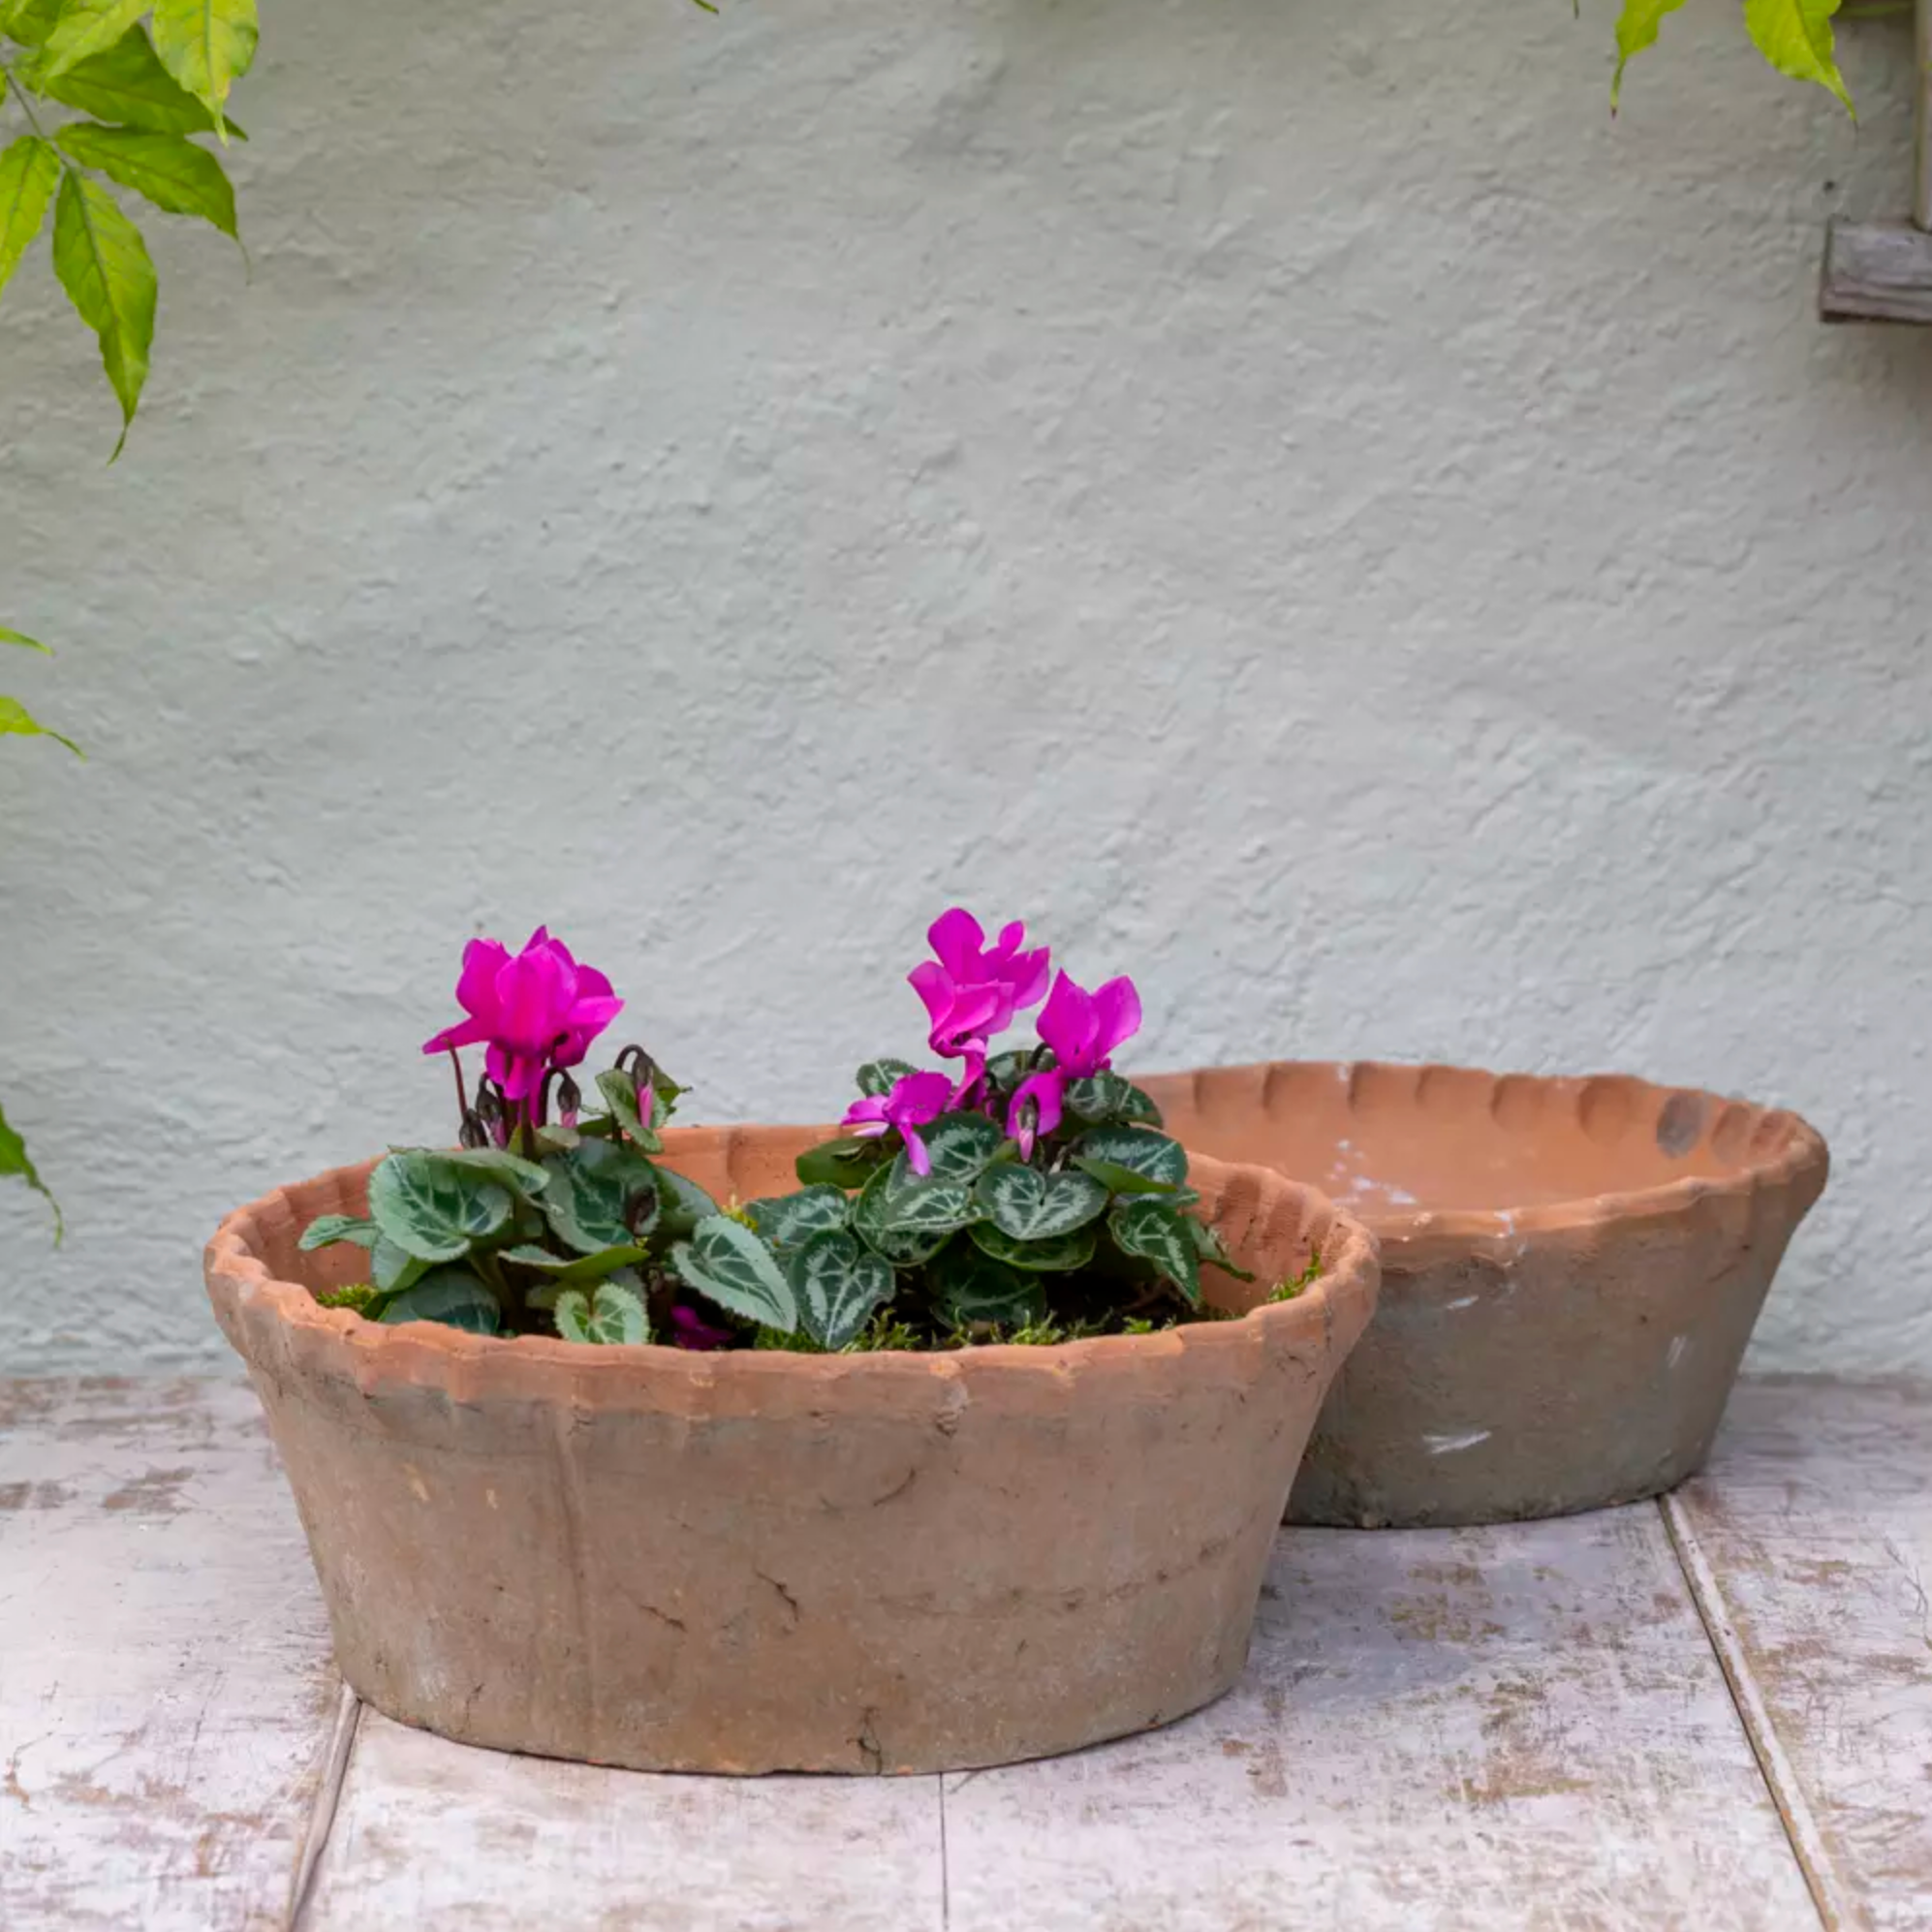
[1143,1063,1827,1530]
[204,1132,1379,1775]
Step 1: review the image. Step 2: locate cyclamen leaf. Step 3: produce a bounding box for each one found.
[654,1164,719,1240]
[1609,0,1690,108]
[150,0,257,136]
[298,1214,380,1252]
[747,1186,851,1250]
[0,694,82,756]
[672,1215,798,1330]
[39,27,246,139]
[51,171,155,455]
[37,0,147,80]
[1070,1125,1189,1196]
[973,1163,1108,1241]
[916,1111,1006,1186]
[873,1164,981,1237]
[0,1096,62,1242]
[1188,1214,1255,1283]
[542,1137,659,1255]
[788,1229,894,1350]
[929,1240,1045,1331]
[0,137,60,298]
[367,1151,513,1262]
[968,1220,1097,1273]
[594,1069,663,1150]
[553,1279,649,1346]
[1063,1072,1162,1128]
[856,1057,919,1099]
[56,124,238,240]
[371,1235,428,1294]
[432,1145,549,1198]
[1742,0,1851,112]
[501,1240,651,1283]
[794,1134,888,1190]
[2,629,51,651]
[378,1267,501,1334]
[1108,1199,1201,1305]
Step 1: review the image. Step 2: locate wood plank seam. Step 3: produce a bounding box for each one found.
[287,1683,364,1930]
[1659,1494,1859,1932]
[937,1769,951,1930]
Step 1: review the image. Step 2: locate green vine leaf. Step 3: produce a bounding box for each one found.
[37,0,148,82]
[0,1096,62,1243]
[56,123,237,240]
[0,693,82,755]
[51,171,155,456]
[150,0,257,139]
[1610,0,1689,108]
[0,135,60,298]
[0,0,67,47]
[1,628,51,651]
[38,26,245,139]
[1742,0,1852,112]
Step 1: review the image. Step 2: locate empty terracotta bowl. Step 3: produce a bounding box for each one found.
[1140,1062,1827,1528]
[203,1127,1380,1773]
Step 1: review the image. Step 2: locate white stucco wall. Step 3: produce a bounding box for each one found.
[1,0,1926,1375]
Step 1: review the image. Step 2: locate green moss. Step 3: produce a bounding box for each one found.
[314,1283,376,1312]
[1268,1248,1323,1302]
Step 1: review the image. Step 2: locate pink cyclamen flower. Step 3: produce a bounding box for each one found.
[669,1303,735,1352]
[1005,969,1142,1157]
[843,1069,956,1176]
[907,908,1050,1061]
[422,927,624,1106]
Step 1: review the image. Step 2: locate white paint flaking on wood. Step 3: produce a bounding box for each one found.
[1423,1429,1493,1455]
[0,1378,340,1932]
[1671,1376,1932,1931]
[1668,1334,1692,1370]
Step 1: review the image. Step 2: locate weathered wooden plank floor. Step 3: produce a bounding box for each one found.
[3,1374,1928,1930]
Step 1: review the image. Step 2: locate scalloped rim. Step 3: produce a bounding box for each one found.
[1144,1060,1828,1267]
[203,1145,1382,1405]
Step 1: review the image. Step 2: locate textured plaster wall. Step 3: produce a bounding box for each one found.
[1,0,1927,1374]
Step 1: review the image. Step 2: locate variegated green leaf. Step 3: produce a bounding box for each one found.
[850,1158,975,1264]
[501,1240,650,1282]
[1188,1213,1255,1283]
[1070,1124,1188,1196]
[554,1277,648,1345]
[929,1239,1045,1331]
[654,1164,719,1240]
[973,1163,1108,1241]
[1742,0,1851,112]
[594,1068,663,1150]
[150,0,257,137]
[968,1220,1097,1273]
[916,1111,1006,1185]
[298,1214,380,1252]
[789,1229,894,1350]
[1063,1072,1163,1128]
[541,1137,659,1255]
[51,171,155,454]
[432,1145,549,1198]
[378,1266,501,1334]
[1108,1199,1201,1305]
[56,123,238,239]
[747,1185,850,1250]
[367,1151,513,1262]
[0,136,60,298]
[372,1235,429,1293]
[856,1057,919,1099]
[672,1214,797,1330]
[794,1134,888,1190]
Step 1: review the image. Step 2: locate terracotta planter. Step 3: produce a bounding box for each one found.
[203,1126,1380,1774]
[1143,1063,1827,1529]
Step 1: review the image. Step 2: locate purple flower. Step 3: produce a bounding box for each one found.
[907,908,1050,1061]
[1005,970,1142,1157]
[669,1303,734,1352]
[422,927,624,1106]
[843,1069,956,1176]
